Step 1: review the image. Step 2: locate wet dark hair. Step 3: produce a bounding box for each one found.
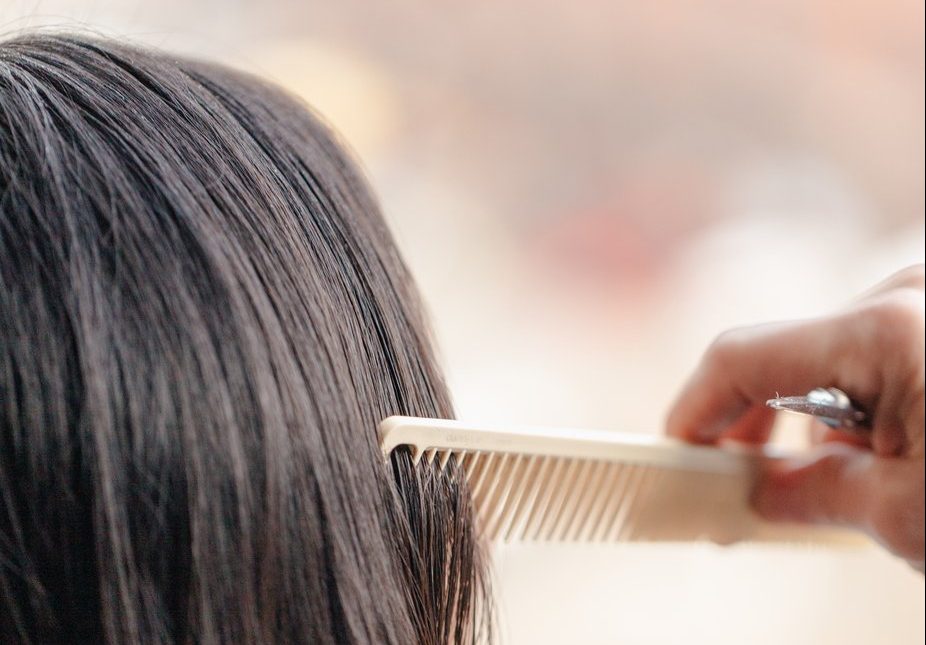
[0,33,489,644]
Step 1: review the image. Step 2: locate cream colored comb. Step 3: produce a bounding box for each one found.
[379,416,868,546]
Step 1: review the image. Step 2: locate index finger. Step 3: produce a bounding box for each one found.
[665,313,874,446]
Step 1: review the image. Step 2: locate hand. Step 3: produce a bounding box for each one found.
[666,265,925,571]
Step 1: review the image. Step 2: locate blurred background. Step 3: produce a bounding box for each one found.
[3,1,923,643]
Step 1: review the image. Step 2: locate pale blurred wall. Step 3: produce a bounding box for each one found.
[2,2,923,643]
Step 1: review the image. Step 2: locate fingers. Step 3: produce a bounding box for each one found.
[851,291,925,456]
[666,314,870,444]
[666,266,926,566]
[854,264,924,302]
[753,445,925,563]
[808,419,871,450]
[752,443,876,528]
[718,404,777,445]
[667,267,924,457]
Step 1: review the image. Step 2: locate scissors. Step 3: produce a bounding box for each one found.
[766,387,868,432]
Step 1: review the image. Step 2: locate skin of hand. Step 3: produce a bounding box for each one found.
[666,265,925,571]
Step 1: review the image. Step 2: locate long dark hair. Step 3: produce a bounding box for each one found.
[0,33,489,644]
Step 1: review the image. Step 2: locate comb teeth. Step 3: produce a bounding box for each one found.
[381,416,869,546]
[411,450,742,543]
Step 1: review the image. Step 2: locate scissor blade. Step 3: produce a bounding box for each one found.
[766,396,868,429]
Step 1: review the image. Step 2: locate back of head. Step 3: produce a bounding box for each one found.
[0,33,488,644]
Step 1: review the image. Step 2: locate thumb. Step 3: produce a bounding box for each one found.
[752,443,877,529]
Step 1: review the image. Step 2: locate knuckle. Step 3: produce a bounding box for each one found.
[859,295,924,350]
[891,264,925,291]
[705,328,749,369]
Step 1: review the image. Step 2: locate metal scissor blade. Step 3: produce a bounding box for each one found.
[766,388,868,430]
